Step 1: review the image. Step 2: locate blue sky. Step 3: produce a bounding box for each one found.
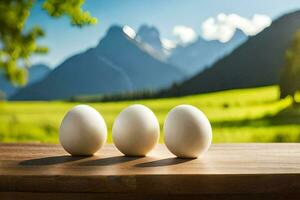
[27,0,300,68]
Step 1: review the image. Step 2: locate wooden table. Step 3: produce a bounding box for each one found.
[0,143,300,200]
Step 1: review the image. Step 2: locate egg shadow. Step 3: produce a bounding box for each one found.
[79,156,142,166]
[135,157,194,168]
[19,155,86,166]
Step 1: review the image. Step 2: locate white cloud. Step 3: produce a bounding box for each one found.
[161,38,177,50]
[202,13,272,43]
[173,25,197,44]
[122,25,136,39]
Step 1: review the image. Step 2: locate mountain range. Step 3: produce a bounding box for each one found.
[8,10,300,100]
[9,24,246,100]
[166,10,300,96]
[134,25,248,76]
[11,26,185,100]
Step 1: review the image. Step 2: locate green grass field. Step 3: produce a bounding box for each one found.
[0,85,299,143]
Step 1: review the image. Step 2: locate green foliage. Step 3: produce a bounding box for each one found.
[0,85,299,143]
[0,0,97,86]
[43,0,97,27]
[280,30,300,103]
[0,0,45,85]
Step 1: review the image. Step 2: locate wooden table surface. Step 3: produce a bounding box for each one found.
[1,143,300,200]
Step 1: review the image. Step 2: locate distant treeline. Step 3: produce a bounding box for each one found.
[68,83,185,102]
[69,90,158,102]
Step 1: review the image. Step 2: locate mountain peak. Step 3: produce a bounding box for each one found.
[135,24,163,52]
[96,25,134,51]
[137,25,160,38]
[106,25,126,37]
[232,28,247,40]
[105,25,137,40]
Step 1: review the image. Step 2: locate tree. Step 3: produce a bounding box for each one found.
[0,0,97,86]
[279,30,300,105]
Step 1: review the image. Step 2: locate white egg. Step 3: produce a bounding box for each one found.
[59,105,107,156]
[164,105,212,158]
[112,104,159,156]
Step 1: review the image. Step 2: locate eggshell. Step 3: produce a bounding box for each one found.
[59,105,107,156]
[112,104,159,156]
[164,105,212,158]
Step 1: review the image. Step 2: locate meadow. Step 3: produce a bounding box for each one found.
[0,85,299,143]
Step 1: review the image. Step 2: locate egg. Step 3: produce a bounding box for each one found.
[164,105,212,158]
[112,104,159,156]
[59,105,107,156]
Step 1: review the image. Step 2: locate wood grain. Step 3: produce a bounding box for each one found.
[1,192,299,200]
[0,143,300,199]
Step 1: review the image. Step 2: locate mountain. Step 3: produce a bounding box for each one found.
[166,10,300,96]
[94,26,184,90]
[168,29,247,76]
[0,64,50,98]
[11,49,133,100]
[11,25,184,100]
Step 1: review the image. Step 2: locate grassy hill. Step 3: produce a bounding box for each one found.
[0,85,299,143]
